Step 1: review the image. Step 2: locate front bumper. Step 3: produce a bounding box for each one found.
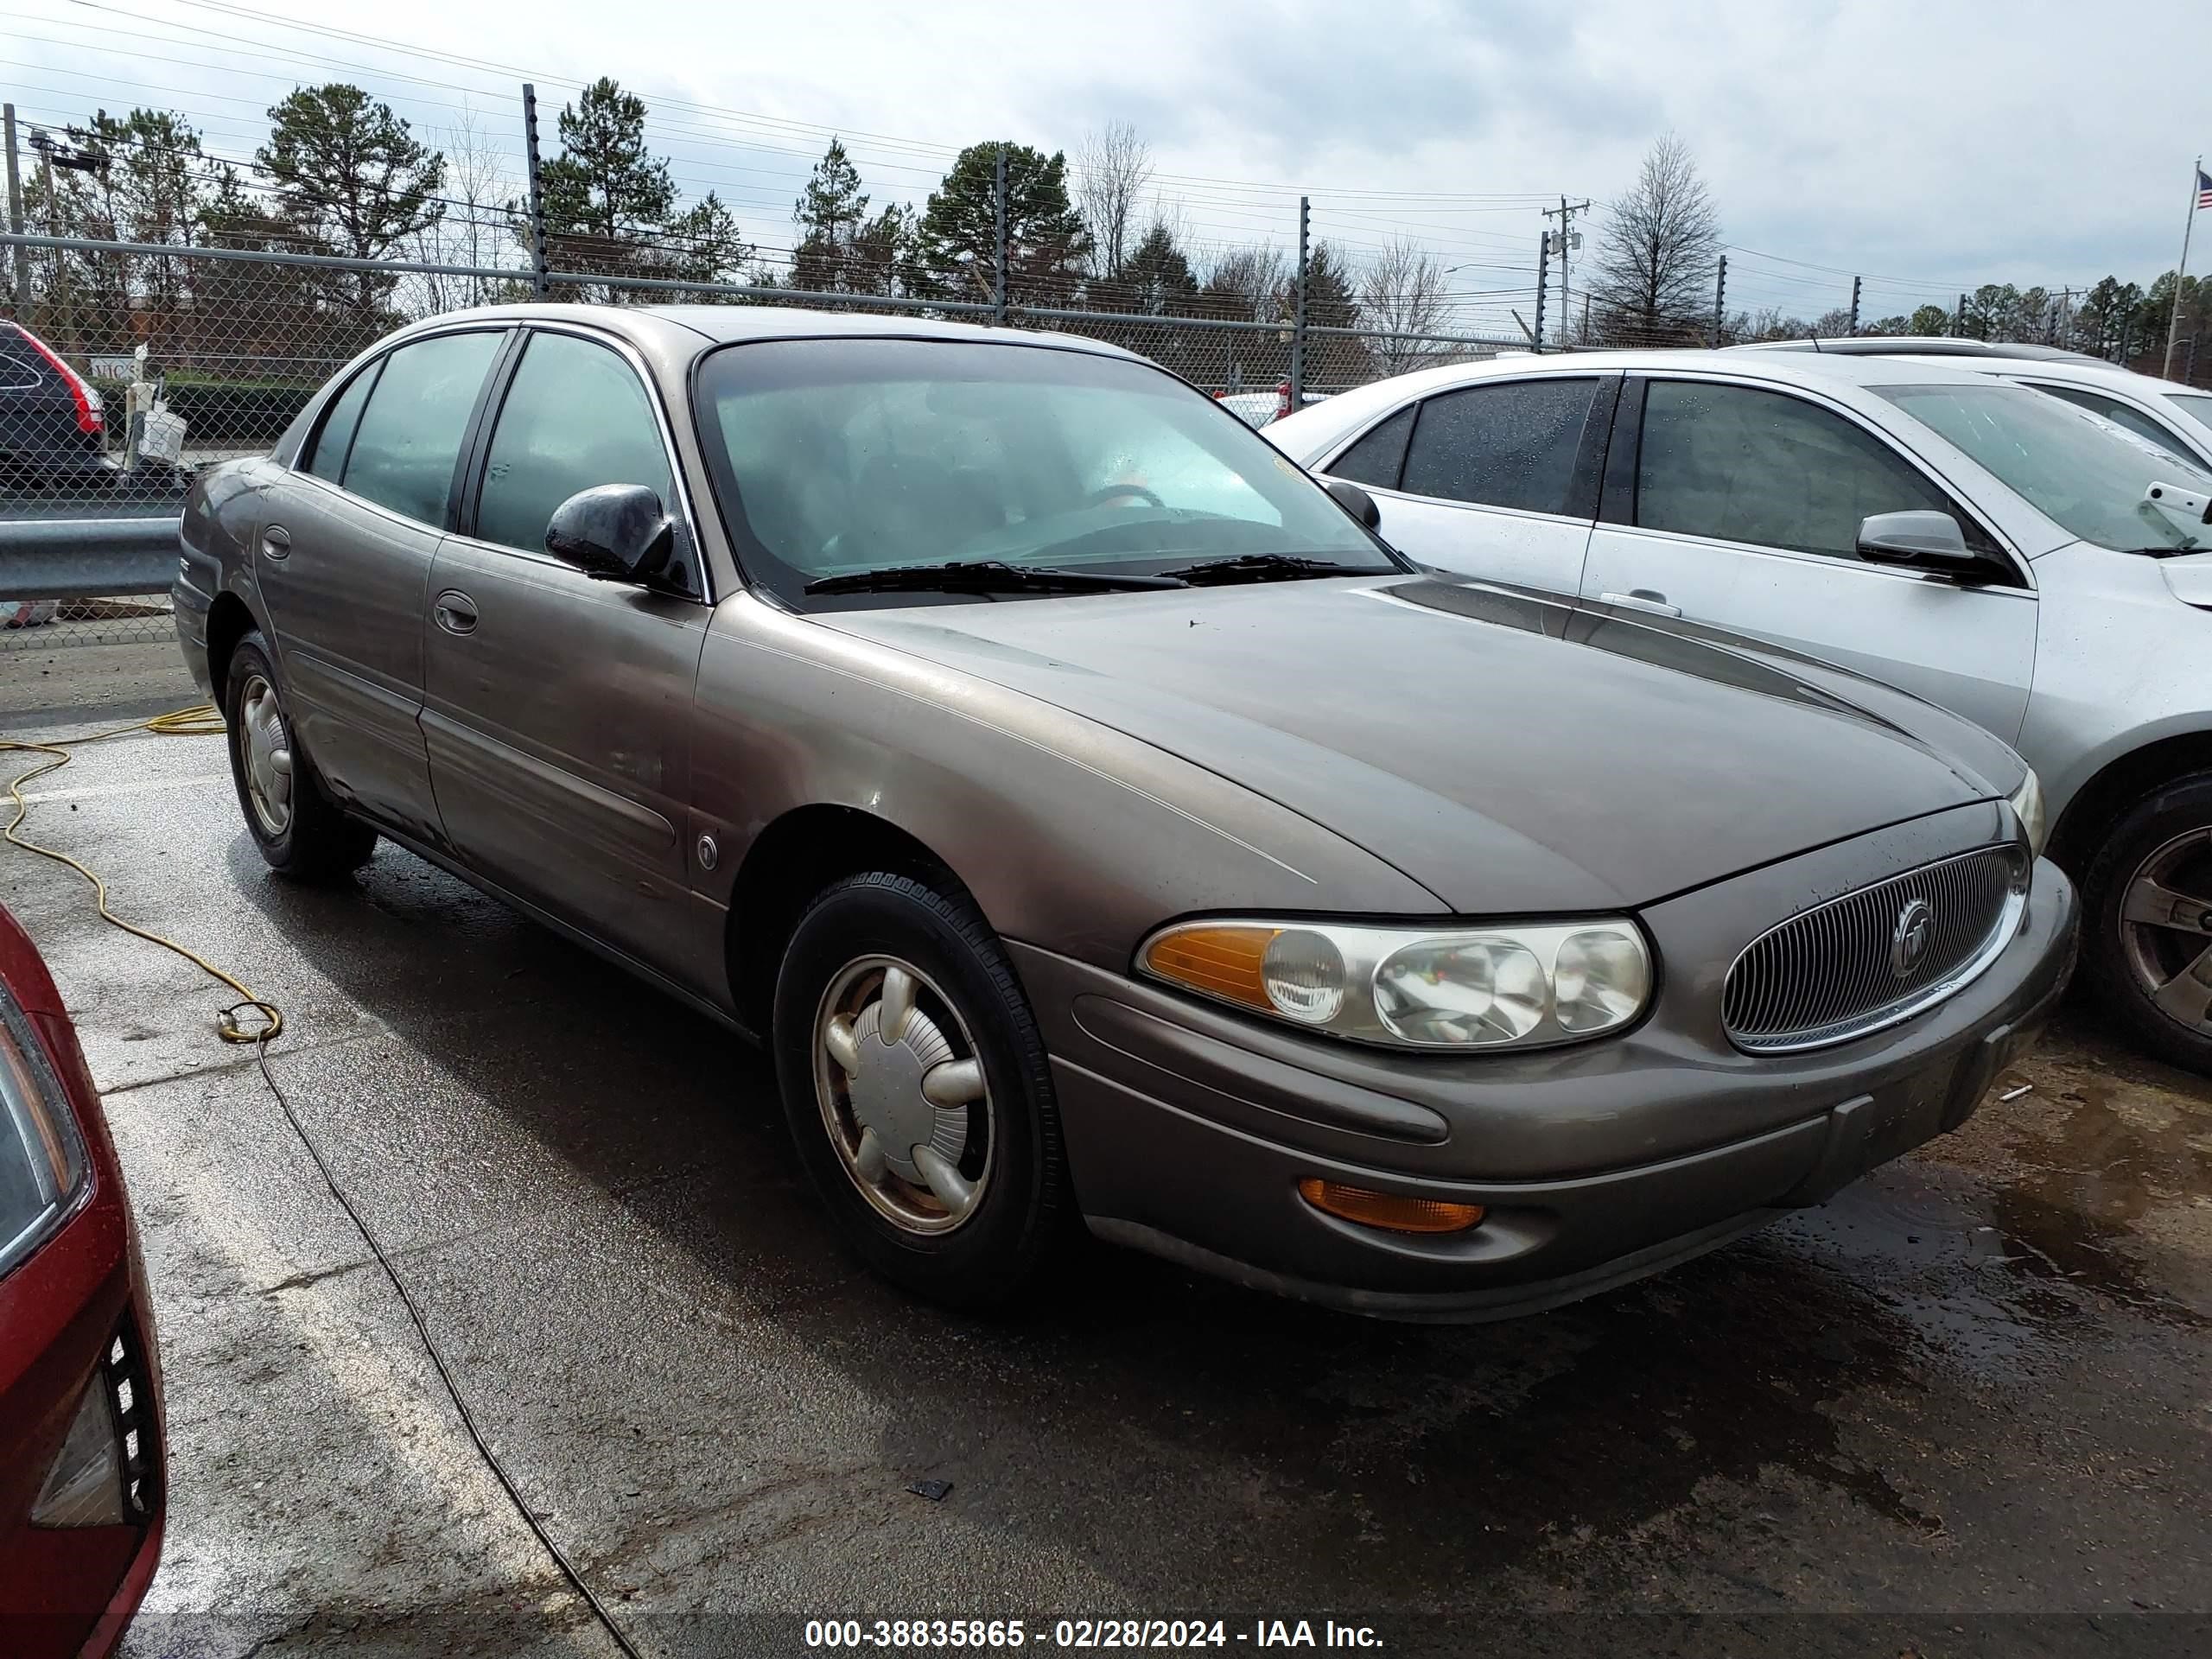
[1013,852,2076,1322]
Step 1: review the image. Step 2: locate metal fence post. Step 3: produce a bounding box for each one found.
[991,147,1008,326]
[522,83,550,299]
[1290,194,1308,407]
[2186,333,2199,387]
[3,105,28,314]
[1849,275,1861,336]
[1532,235,1548,353]
[1710,254,1726,346]
[1955,291,1967,336]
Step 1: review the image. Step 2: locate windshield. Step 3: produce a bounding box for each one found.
[693,337,1394,605]
[1878,382,2212,551]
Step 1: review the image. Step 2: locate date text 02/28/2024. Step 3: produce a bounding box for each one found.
[801,1618,1386,1649]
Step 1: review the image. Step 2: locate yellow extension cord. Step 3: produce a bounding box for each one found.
[2,702,283,1044]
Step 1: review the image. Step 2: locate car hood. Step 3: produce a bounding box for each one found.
[819,576,2011,912]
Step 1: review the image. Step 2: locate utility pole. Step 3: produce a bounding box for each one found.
[3,105,28,314]
[30,130,74,353]
[1542,196,1589,340]
[521,84,550,298]
[1290,194,1309,407]
[2050,287,2072,346]
[1710,253,1727,346]
[2163,154,2202,380]
[1848,275,1861,336]
[1532,234,1548,353]
[990,146,1008,325]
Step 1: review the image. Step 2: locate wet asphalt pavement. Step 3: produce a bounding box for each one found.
[1,656,2207,1659]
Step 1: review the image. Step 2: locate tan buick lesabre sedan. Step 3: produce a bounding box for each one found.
[175,305,2075,1319]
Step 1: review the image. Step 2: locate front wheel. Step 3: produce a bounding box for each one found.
[772,872,1073,1310]
[2082,772,2212,1073]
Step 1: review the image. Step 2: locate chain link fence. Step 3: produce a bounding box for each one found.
[0,232,1520,652]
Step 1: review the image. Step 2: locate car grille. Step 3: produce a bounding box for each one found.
[1722,847,2027,1053]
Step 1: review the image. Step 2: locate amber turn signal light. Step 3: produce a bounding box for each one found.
[1297,1178,1484,1235]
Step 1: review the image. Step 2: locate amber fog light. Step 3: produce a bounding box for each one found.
[1298,1178,1484,1235]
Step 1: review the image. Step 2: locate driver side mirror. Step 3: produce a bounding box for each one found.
[546,484,675,583]
[1853,511,1995,582]
[1324,477,1382,531]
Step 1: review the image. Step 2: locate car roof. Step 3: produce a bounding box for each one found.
[1729,336,2102,364]
[383,300,1145,363]
[1883,354,2192,397]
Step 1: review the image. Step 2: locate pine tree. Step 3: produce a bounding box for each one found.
[257,84,443,331]
[914,143,1089,306]
[539,78,675,286]
[791,138,869,291]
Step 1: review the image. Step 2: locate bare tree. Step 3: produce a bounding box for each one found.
[406,109,512,316]
[1198,244,1288,321]
[1586,132,1720,345]
[1073,122,1151,282]
[1358,236,1450,374]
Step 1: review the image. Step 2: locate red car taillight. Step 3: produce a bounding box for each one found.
[17,329,103,435]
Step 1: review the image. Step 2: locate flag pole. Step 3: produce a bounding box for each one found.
[2162,154,2201,381]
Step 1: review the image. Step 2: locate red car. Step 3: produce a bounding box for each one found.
[0,905,163,1657]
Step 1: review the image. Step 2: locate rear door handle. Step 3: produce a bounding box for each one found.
[433,589,479,635]
[260,525,290,561]
[1599,589,1681,618]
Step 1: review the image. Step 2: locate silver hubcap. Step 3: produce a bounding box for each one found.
[2120,827,2212,1034]
[238,673,294,837]
[814,955,993,1235]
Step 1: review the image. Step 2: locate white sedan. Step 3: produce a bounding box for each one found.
[1267,348,2212,1073]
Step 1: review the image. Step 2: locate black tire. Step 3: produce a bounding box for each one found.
[223,631,378,880]
[771,871,1073,1311]
[2081,770,2212,1074]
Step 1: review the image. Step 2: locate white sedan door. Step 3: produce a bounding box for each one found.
[1320,372,1617,600]
[1578,375,2038,744]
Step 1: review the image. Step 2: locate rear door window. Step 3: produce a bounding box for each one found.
[1399,378,1599,515]
[340,331,503,525]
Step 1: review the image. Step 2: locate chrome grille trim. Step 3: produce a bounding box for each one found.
[1722,847,2028,1053]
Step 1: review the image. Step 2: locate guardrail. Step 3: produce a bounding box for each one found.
[0,517,181,599]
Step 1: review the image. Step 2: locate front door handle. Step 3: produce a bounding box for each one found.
[1599,588,1681,618]
[433,589,479,635]
[260,525,290,561]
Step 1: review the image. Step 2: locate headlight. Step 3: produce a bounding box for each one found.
[0,986,87,1281]
[2007,768,2048,860]
[1138,918,1653,1050]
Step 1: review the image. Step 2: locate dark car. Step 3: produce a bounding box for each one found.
[0,904,164,1656]
[174,304,2075,1319]
[0,322,110,493]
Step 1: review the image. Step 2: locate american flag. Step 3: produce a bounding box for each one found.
[2200,167,2212,210]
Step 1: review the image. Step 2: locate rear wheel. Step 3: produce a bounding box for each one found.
[772,871,1073,1310]
[2082,772,2212,1073]
[223,632,377,880]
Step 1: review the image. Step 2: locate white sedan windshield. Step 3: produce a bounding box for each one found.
[1880,382,2212,552]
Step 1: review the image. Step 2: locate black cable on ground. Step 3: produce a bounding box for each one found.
[234,1012,649,1659]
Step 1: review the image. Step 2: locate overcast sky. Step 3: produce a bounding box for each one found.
[9,0,2209,328]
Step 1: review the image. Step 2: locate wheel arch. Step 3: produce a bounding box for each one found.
[204,589,261,704]
[2050,728,2212,875]
[723,804,965,1037]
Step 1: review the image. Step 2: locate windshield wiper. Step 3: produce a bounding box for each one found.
[1156,552,1394,585]
[804,559,1188,596]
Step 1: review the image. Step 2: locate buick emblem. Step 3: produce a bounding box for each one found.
[1891,897,1935,978]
